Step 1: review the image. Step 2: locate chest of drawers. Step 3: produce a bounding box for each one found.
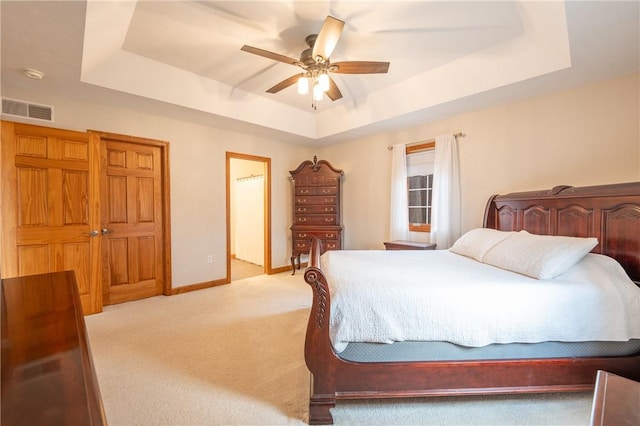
[290,156,343,274]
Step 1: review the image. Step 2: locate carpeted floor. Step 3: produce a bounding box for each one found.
[231,258,263,281]
[85,272,594,425]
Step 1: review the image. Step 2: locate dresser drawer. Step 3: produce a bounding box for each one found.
[295,215,337,225]
[294,230,340,240]
[295,196,337,205]
[316,186,337,195]
[295,187,336,196]
[295,187,315,196]
[295,176,327,186]
[293,239,341,253]
[293,240,312,252]
[295,205,337,214]
[324,240,341,250]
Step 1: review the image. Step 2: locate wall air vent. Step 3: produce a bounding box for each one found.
[2,98,54,122]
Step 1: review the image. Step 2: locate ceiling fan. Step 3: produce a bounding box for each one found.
[241,16,390,106]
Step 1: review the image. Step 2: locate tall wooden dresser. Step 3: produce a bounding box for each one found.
[289,156,343,274]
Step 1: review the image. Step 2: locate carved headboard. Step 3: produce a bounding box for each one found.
[483,182,640,284]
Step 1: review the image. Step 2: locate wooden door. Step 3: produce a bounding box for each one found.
[0,121,102,314]
[100,136,165,305]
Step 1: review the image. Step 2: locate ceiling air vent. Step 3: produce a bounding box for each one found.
[2,98,54,122]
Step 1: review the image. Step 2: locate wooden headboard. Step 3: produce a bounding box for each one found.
[483,182,640,284]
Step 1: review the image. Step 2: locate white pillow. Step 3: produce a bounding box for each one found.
[449,228,516,262]
[482,230,598,279]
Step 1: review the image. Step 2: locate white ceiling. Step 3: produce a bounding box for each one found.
[1,1,639,146]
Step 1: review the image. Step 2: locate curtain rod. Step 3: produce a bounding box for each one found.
[236,174,264,182]
[387,132,465,150]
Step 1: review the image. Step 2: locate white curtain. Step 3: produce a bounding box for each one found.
[429,135,462,249]
[389,143,409,241]
[234,175,264,265]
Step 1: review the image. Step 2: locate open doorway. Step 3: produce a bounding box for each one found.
[226,152,271,282]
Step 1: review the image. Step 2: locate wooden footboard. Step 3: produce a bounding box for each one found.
[303,239,338,425]
[303,182,640,425]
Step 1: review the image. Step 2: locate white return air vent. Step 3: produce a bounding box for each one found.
[2,98,54,122]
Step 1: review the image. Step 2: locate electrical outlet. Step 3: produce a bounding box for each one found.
[207,255,213,264]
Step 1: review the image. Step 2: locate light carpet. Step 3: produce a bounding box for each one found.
[85,272,594,425]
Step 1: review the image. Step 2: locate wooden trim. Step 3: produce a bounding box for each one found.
[161,144,173,295]
[169,277,229,295]
[226,153,232,283]
[226,152,272,280]
[0,121,18,276]
[405,141,435,154]
[264,157,272,274]
[269,263,305,275]
[87,129,169,147]
[87,133,103,314]
[409,223,431,232]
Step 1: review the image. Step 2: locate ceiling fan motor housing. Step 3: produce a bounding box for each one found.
[300,48,316,67]
[301,34,319,66]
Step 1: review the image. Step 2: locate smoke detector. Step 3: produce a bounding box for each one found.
[23,68,45,80]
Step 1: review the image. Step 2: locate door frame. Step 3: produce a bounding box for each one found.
[226,152,272,279]
[89,130,173,296]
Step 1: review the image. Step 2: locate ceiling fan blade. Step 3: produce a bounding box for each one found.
[266,73,305,94]
[326,77,343,101]
[312,16,345,61]
[241,45,300,66]
[332,61,390,74]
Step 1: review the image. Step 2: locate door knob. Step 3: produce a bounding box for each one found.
[101,228,113,235]
[87,230,100,237]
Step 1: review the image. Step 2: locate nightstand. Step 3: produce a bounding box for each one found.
[590,370,640,426]
[383,240,436,250]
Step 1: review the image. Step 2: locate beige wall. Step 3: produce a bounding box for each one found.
[318,72,640,250]
[3,72,638,287]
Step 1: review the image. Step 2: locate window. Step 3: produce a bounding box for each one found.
[406,142,435,232]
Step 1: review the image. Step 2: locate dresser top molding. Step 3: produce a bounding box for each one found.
[289,156,344,177]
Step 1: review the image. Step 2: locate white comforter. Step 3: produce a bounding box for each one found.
[321,250,640,353]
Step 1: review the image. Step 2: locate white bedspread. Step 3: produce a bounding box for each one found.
[321,250,640,353]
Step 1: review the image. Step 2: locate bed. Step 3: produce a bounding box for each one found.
[302,182,640,425]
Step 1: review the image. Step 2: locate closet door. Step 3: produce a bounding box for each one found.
[0,121,102,314]
[100,137,165,305]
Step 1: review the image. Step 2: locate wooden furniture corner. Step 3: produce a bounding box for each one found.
[1,271,107,425]
[590,370,640,426]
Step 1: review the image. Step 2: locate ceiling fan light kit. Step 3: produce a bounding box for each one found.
[241,15,390,110]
